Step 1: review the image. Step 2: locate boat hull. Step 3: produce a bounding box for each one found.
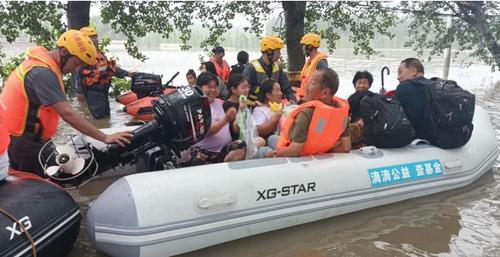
[87,105,499,257]
[0,171,81,257]
[116,90,139,106]
[121,88,178,120]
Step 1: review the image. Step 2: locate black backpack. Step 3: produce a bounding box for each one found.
[360,94,416,148]
[412,78,475,149]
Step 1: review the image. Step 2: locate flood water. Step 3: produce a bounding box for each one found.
[44,49,500,257]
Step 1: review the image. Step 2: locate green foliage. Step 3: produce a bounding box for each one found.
[0,49,25,85]
[99,35,120,62]
[0,1,66,92]
[304,1,398,57]
[197,54,205,72]
[109,77,131,97]
[97,1,280,59]
[3,0,498,78]
[100,1,196,61]
[97,1,398,67]
[402,1,500,71]
[0,1,398,67]
[0,1,66,48]
[278,55,288,70]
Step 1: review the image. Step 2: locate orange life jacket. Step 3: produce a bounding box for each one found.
[277,97,349,156]
[210,57,230,82]
[81,50,116,86]
[0,46,65,141]
[0,105,10,155]
[299,52,328,98]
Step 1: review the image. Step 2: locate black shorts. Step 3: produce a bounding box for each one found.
[179,140,246,167]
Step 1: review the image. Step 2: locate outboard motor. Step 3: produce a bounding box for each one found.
[42,86,211,188]
[130,73,164,99]
[101,85,211,171]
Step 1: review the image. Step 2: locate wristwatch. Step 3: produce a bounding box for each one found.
[273,150,278,158]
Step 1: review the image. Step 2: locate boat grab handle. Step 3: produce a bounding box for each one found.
[445,160,463,169]
[358,146,378,155]
[353,146,384,159]
[410,139,431,146]
[198,194,236,210]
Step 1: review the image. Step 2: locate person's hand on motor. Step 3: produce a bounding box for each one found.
[104,131,133,147]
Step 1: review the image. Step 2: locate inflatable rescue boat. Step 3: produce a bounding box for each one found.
[0,171,81,257]
[118,72,180,120]
[84,105,499,257]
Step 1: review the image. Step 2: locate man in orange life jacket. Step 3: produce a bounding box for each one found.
[257,68,351,158]
[0,105,9,181]
[299,33,328,102]
[72,27,133,119]
[243,35,297,105]
[0,30,132,178]
[210,46,230,84]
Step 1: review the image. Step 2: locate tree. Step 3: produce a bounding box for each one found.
[0,1,398,83]
[67,1,90,29]
[401,1,500,71]
[0,1,65,83]
[96,1,398,86]
[282,2,306,73]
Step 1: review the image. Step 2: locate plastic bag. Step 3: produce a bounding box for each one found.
[236,107,259,160]
[278,104,299,132]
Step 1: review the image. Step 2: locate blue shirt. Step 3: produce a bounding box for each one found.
[394,76,432,129]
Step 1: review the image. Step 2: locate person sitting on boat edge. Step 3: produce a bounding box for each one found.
[352,70,373,92]
[186,69,197,87]
[348,71,374,149]
[252,79,284,139]
[257,68,351,158]
[243,35,297,105]
[0,30,132,178]
[223,73,264,142]
[0,106,10,181]
[395,58,432,131]
[223,74,266,159]
[179,72,246,167]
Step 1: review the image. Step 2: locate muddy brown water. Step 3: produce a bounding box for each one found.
[45,50,500,257]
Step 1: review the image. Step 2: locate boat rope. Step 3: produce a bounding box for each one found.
[0,208,37,257]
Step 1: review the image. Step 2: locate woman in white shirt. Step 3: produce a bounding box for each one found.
[252,79,284,139]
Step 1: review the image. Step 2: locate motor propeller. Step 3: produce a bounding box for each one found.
[45,145,86,177]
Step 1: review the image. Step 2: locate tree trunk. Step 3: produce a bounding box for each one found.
[67,1,91,30]
[282,1,306,87]
[459,1,500,71]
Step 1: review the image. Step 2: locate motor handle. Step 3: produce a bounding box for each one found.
[163,71,180,88]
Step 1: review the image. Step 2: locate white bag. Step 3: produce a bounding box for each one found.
[236,107,259,160]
